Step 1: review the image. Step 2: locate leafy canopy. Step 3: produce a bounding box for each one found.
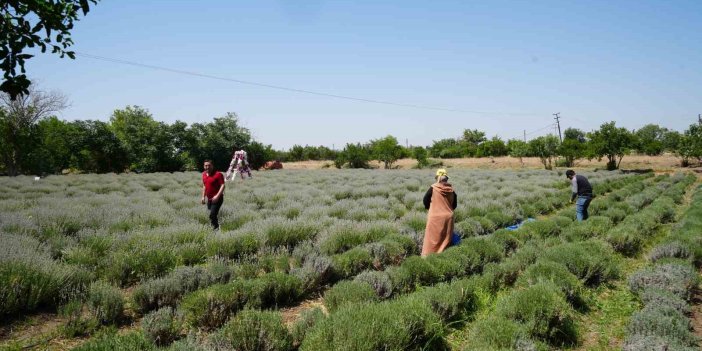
[1,1,99,99]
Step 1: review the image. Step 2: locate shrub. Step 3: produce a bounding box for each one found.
[331,247,373,279]
[300,296,443,351]
[259,272,303,306]
[623,334,697,351]
[606,226,644,256]
[206,233,259,259]
[626,305,698,348]
[641,288,692,315]
[87,281,124,324]
[455,218,485,237]
[649,242,690,263]
[467,315,536,350]
[485,211,515,228]
[543,240,619,286]
[563,216,612,242]
[290,254,332,293]
[516,260,584,308]
[180,279,265,330]
[142,306,183,346]
[59,300,99,337]
[496,282,577,345]
[394,256,442,289]
[132,265,224,313]
[488,229,521,256]
[104,245,177,286]
[324,281,379,312]
[354,270,393,298]
[519,220,559,239]
[410,279,478,322]
[72,330,155,351]
[291,307,326,348]
[209,309,293,351]
[628,263,699,300]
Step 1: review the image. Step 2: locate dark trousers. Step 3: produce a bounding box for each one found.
[207,197,223,229]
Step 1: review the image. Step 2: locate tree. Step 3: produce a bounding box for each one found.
[634,124,667,156]
[506,139,529,167]
[110,106,162,172]
[461,129,487,157]
[677,124,702,167]
[528,135,560,170]
[336,143,370,169]
[288,145,305,161]
[370,135,403,169]
[35,116,76,173]
[0,87,67,175]
[246,140,274,170]
[429,138,460,158]
[1,0,99,99]
[412,146,429,168]
[476,136,508,157]
[662,130,682,153]
[588,121,635,170]
[189,112,251,171]
[558,128,587,167]
[70,120,128,173]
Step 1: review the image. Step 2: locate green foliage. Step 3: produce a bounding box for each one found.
[142,306,184,346]
[528,135,560,170]
[677,123,702,167]
[72,330,155,351]
[291,307,326,348]
[626,305,698,348]
[87,281,124,324]
[331,247,373,279]
[301,295,444,351]
[209,309,293,351]
[324,281,379,312]
[635,124,668,156]
[558,128,587,167]
[1,1,98,99]
[588,121,635,170]
[542,240,620,286]
[467,315,537,350]
[59,300,98,337]
[336,143,371,168]
[370,135,404,169]
[516,260,584,307]
[132,265,230,313]
[496,282,578,346]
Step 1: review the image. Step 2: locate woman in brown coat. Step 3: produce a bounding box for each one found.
[421,169,457,257]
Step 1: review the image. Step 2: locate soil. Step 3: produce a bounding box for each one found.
[279,296,326,328]
[691,286,702,341]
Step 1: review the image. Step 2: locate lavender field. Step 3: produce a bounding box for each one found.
[1,169,700,350]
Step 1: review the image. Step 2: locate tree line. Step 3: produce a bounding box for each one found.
[0,89,274,176]
[2,89,701,175]
[279,123,702,171]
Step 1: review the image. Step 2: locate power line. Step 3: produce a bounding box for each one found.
[75,52,544,117]
[508,122,556,141]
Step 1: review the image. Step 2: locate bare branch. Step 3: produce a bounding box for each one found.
[0,85,69,128]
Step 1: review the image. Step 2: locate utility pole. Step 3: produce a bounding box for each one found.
[553,112,562,143]
[523,130,526,142]
[698,114,701,126]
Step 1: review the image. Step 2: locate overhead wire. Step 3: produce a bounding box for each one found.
[75,52,544,117]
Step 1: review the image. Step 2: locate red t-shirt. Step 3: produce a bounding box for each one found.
[202,171,224,199]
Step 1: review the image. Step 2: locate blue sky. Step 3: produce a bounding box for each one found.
[26,0,702,149]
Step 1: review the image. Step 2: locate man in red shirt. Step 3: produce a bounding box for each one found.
[201,159,225,230]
